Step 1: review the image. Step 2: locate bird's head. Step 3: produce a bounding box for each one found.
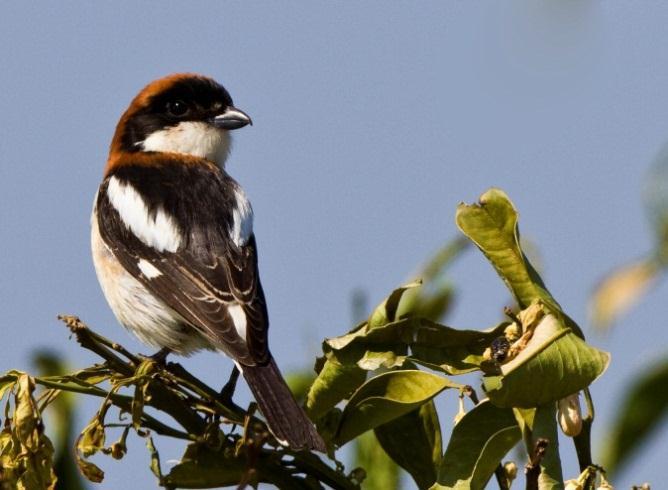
[108,73,251,169]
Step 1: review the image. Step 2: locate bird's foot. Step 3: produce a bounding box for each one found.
[139,347,171,366]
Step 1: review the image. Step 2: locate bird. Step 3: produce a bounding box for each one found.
[91,73,325,452]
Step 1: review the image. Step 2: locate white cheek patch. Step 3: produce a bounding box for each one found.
[228,304,247,341]
[231,187,253,247]
[138,259,162,279]
[141,121,231,167]
[107,177,182,253]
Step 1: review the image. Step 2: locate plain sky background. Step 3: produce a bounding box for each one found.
[1,2,666,488]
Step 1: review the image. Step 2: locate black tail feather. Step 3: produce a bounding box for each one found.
[241,358,326,452]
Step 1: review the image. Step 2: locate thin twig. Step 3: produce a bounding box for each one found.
[34,377,193,440]
[525,438,549,490]
[52,315,357,489]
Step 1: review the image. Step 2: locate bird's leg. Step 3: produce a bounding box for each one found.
[148,347,171,365]
[219,366,240,403]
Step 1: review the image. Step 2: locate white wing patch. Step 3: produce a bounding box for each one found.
[228,304,247,341]
[107,176,182,252]
[138,259,162,279]
[141,121,231,167]
[231,187,253,247]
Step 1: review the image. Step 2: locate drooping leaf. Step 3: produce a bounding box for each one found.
[335,370,461,446]
[432,400,520,490]
[146,436,163,481]
[75,458,104,484]
[1,374,58,489]
[375,400,442,489]
[131,359,158,430]
[602,357,668,476]
[77,416,106,458]
[483,313,610,408]
[33,351,88,490]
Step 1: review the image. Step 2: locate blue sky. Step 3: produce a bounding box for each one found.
[1,2,666,488]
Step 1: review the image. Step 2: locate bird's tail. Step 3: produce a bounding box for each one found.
[241,358,326,452]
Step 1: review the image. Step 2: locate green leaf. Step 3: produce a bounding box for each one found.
[433,400,520,490]
[409,321,508,375]
[375,401,442,489]
[352,431,400,490]
[164,442,309,489]
[325,317,508,376]
[335,370,460,446]
[163,442,248,488]
[356,350,407,370]
[602,357,668,476]
[529,404,564,489]
[306,357,367,420]
[368,281,422,327]
[455,188,560,312]
[285,370,317,402]
[483,313,610,408]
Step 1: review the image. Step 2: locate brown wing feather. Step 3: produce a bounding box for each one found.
[96,171,270,366]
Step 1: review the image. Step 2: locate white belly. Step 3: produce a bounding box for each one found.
[91,210,211,356]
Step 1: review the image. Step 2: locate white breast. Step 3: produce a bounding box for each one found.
[91,209,210,355]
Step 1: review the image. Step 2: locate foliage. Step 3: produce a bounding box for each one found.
[0,188,616,489]
[588,151,668,479]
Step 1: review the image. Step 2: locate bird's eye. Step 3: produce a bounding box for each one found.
[166,100,189,117]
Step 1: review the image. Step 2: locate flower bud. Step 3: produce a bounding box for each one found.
[558,393,583,437]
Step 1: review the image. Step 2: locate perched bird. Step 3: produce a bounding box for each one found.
[91,73,325,452]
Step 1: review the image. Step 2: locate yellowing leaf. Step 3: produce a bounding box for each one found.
[589,259,660,330]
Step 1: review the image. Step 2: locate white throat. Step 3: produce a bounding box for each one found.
[140,121,231,167]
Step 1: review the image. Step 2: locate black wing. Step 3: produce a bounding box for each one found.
[96,160,269,366]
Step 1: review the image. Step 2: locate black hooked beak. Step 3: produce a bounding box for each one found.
[212,107,252,130]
